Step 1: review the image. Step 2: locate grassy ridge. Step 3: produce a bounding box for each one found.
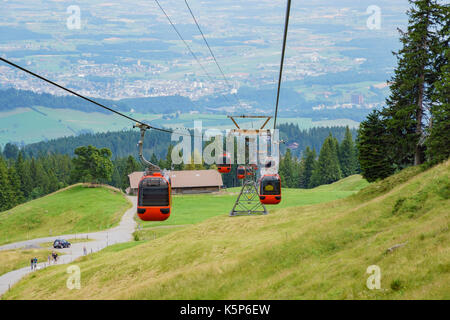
[3,163,449,299]
[0,185,131,245]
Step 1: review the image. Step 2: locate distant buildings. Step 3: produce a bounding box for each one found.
[351,94,364,105]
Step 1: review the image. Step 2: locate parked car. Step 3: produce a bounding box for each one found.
[53,239,71,249]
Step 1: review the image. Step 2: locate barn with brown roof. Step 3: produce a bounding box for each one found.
[127,169,223,195]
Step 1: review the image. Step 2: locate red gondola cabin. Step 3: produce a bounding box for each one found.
[217,153,231,174]
[237,166,246,179]
[137,172,171,221]
[259,174,281,205]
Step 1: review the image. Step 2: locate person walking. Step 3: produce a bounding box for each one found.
[83,246,87,256]
[33,257,38,270]
[30,258,34,270]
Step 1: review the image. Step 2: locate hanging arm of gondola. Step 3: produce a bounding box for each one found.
[134,123,161,173]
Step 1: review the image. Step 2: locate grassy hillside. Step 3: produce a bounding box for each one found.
[0,185,131,245]
[140,174,368,228]
[3,162,449,299]
[0,248,61,276]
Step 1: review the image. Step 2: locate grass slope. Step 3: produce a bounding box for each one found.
[0,185,131,245]
[140,174,368,228]
[0,248,62,276]
[3,162,449,299]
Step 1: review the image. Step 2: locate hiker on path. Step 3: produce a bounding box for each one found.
[83,246,87,256]
[30,258,34,270]
[33,257,38,270]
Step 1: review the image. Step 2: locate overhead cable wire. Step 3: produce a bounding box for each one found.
[154,0,235,107]
[0,57,199,137]
[184,0,242,107]
[273,0,291,130]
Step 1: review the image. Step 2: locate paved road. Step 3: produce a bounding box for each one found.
[0,196,137,297]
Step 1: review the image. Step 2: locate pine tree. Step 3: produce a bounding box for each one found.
[382,0,443,166]
[279,149,295,188]
[165,145,174,170]
[310,134,342,186]
[2,143,19,160]
[427,50,450,163]
[8,165,24,205]
[426,4,450,163]
[0,157,13,211]
[339,126,357,177]
[15,151,33,200]
[357,111,394,182]
[46,168,59,193]
[300,147,316,188]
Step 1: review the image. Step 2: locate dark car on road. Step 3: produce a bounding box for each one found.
[53,239,71,249]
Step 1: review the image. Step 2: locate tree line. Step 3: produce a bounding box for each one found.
[0,143,219,211]
[278,126,359,189]
[357,0,449,182]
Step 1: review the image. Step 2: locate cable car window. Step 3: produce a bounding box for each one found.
[139,178,169,207]
[261,176,281,195]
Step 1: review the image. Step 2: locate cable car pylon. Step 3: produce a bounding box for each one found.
[227,115,271,216]
[230,165,268,216]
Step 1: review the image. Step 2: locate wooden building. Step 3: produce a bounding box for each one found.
[127,169,223,195]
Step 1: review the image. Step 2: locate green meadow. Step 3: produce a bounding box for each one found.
[0,185,131,245]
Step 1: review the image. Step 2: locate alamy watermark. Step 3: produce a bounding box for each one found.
[67,5,81,30]
[366,5,382,30]
[169,121,280,167]
[66,265,81,290]
[366,265,381,290]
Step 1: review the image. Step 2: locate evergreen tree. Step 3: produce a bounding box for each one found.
[357,111,394,182]
[300,147,316,188]
[426,45,450,163]
[46,168,59,193]
[3,143,19,160]
[382,0,443,166]
[310,134,342,186]
[8,165,24,205]
[165,145,174,170]
[0,157,13,211]
[354,144,361,174]
[279,149,295,188]
[15,151,32,199]
[339,126,357,177]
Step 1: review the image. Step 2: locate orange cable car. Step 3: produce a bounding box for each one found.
[137,172,171,221]
[217,153,231,174]
[259,174,282,205]
[237,166,246,179]
[134,124,172,221]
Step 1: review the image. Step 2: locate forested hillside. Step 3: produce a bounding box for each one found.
[15,124,355,160]
[0,88,198,114]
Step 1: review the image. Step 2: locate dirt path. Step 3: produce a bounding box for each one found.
[0,196,137,297]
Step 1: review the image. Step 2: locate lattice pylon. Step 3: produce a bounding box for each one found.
[229,178,268,216]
